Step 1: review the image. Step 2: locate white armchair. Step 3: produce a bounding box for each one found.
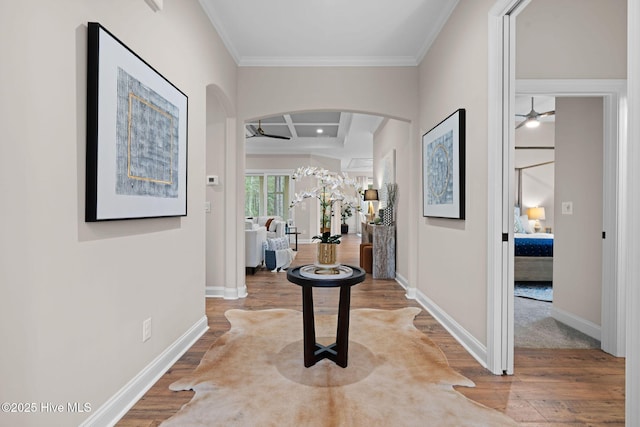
[245,225,267,274]
[253,216,286,239]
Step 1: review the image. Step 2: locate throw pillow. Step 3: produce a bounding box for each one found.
[265,218,274,230]
[267,236,289,251]
[520,215,533,233]
[269,220,278,232]
[514,215,526,234]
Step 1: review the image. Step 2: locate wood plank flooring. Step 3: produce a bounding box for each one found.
[118,233,625,426]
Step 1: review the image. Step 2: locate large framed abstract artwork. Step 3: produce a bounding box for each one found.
[86,22,188,222]
[422,109,465,219]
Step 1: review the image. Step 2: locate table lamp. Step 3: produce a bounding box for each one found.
[527,206,546,233]
[363,189,379,223]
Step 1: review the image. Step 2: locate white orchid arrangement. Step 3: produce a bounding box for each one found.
[290,166,363,243]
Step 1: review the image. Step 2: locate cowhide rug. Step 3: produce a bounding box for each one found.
[162,308,516,426]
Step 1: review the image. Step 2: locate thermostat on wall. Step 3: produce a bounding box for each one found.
[207,175,219,186]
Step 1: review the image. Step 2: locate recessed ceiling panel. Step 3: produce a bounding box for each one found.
[295,125,339,138]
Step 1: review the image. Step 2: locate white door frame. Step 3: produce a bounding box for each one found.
[626,0,640,424]
[487,1,628,376]
[487,0,530,376]
[516,79,627,359]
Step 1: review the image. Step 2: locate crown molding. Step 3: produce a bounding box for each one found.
[238,55,419,67]
[415,0,460,65]
[198,0,241,64]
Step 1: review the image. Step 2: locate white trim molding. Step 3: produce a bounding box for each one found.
[516,79,627,358]
[412,289,488,369]
[395,272,409,291]
[207,285,248,299]
[551,307,601,341]
[414,0,460,64]
[206,286,225,298]
[198,0,241,64]
[80,316,208,427]
[487,0,532,376]
[626,0,640,424]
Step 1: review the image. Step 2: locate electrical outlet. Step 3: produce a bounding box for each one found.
[142,318,152,342]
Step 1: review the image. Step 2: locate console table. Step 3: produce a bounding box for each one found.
[285,226,300,251]
[286,265,366,368]
[361,223,395,279]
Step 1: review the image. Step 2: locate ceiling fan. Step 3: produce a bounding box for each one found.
[246,120,291,140]
[516,97,555,129]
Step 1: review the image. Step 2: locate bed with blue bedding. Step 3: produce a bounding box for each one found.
[514,233,554,281]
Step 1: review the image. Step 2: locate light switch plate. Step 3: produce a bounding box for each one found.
[561,201,573,215]
[142,318,152,342]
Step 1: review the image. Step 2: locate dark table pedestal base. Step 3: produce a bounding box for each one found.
[286,265,365,369]
[302,285,351,368]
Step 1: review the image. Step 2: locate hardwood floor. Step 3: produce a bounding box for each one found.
[118,233,625,426]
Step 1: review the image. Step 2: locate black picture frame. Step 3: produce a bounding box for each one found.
[86,22,188,222]
[422,109,465,219]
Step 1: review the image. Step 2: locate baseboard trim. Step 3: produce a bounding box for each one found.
[206,285,248,299]
[206,286,225,298]
[551,306,602,341]
[80,316,209,427]
[395,272,409,292]
[412,289,488,369]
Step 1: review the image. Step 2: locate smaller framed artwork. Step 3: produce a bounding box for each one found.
[422,109,465,219]
[86,22,188,221]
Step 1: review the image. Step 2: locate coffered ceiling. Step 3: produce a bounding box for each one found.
[245,112,384,173]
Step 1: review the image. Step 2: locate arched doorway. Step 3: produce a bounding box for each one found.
[204,84,244,299]
[238,109,414,294]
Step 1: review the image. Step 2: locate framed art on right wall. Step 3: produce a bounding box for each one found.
[422,108,465,219]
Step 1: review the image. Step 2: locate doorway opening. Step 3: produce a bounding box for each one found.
[513,95,607,351]
[487,0,627,375]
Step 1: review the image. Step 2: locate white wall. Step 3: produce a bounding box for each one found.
[238,67,419,123]
[374,119,411,282]
[516,0,627,79]
[415,0,626,352]
[206,88,231,288]
[553,97,604,326]
[0,1,237,425]
[626,1,640,423]
[237,66,419,280]
[418,0,494,344]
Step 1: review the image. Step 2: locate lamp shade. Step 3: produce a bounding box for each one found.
[363,189,379,201]
[527,206,546,221]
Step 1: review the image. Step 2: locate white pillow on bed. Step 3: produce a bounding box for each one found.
[519,215,534,233]
[514,215,526,233]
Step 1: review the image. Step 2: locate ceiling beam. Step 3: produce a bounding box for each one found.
[282,114,298,139]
